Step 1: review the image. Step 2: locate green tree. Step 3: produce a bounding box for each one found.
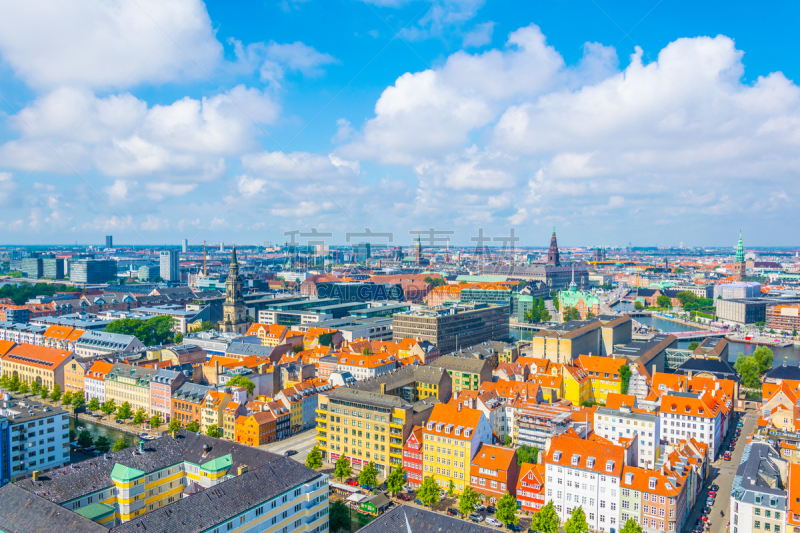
[656,295,672,308]
[530,501,560,533]
[71,391,85,411]
[458,485,481,516]
[619,364,632,395]
[620,517,644,533]
[101,399,116,416]
[496,492,519,526]
[88,397,101,411]
[417,476,440,508]
[62,390,73,406]
[0,282,80,305]
[334,456,352,482]
[517,445,539,465]
[30,380,40,395]
[753,346,774,374]
[447,479,455,497]
[206,424,222,438]
[386,466,405,496]
[676,291,698,307]
[361,347,372,356]
[358,461,379,487]
[185,420,200,432]
[149,412,163,429]
[688,341,699,350]
[40,385,49,400]
[95,436,112,454]
[504,434,512,447]
[305,445,323,469]
[226,375,256,395]
[112,439,129,452]
[116,401,133,420]
[318,332,334,347]
[174,333,183,344]
[17,380,29,395]
[50,384,62,402]
[196,320,216,332]
[168,418,183,433]
[735,355,763,389]
[292,345,303,354]
[133,408,147,426]
[564,506,590,533]
[7,374,20,392]
[634,301,644,311]
[562,307,581,321]
[104,315,176,345]
[77,430,94,448]
[69,428,77,442]
[329,500,350,533]
[0,374,9,390]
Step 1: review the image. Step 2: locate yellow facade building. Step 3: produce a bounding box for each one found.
[421,403,492,494]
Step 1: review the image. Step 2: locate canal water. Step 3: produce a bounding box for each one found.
[510,301,800,368]
[70,416,140,448]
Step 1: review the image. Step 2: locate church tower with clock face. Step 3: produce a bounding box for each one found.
[219,246,248,334]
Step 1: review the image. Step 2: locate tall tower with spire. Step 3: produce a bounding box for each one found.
[415,235,422,266]
[219,245,248,334]
[547,227,561,266]
[733,232,746,281]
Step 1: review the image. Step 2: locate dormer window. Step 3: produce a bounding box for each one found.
[571,454,580,465]
[698,408,704,414]
[625,472,633,484]
[455,427,462,436]
[553,451,562,461]
[606,460,614,472]
[586,457,595,468]
[685,406,691,413]
[671,404,677,411]
[427,421,435,430]
[648,478,656,490]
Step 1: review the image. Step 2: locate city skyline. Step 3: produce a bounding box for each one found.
[1,1,799,245]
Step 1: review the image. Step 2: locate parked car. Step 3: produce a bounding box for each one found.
[398,493,413,501]
[469,513,483,522]
[476,505,486,512]
[414,498,423,506]
[346,478,359,486]
[486,517,503,527]
[706,498,715,506]
[724,452,732,460]
[115,419,124,424]
[507,524,521,532]
[284,450,298,456]
[487,506,497,514]
[703,507,712,515]
[708,490,716,497]
[711,484,719,491]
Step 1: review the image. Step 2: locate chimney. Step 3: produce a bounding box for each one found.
[457,403,462,412]
[651,364,656,376]
[202,443,211,458]
[32,470,40,481]
[238,464,249,476]
[138,441,145,453]
[688,370,692,380]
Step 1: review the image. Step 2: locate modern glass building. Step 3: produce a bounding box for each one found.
[69,259,117,284]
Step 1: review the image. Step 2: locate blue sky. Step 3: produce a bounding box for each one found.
[0,0,799,249]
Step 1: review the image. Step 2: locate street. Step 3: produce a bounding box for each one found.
[681,409,756,533]
[260,429,319,464]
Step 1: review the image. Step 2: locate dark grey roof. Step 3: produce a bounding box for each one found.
[15,435,186,504]
[152,369,182,385]
[348,365,448,393]
[357,505,497,533]
[225,342,274,359]
[731,442,787,508]
[111,457,320,533]
[0,485,106,533]
[764,363,800,382]
[0,396,68,425]
[430,354,487,374]
[674,357,738,379]
[172,382,214,403]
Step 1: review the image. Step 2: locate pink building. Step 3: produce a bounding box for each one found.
[150,368,186,423]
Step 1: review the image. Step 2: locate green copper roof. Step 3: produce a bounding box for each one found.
[200,453,232,473]
[110,463,145,483]
[735,233,744,263]
[558,284,599,308]
[75,502,116,521]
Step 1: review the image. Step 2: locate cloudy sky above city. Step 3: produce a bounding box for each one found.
[0,0,799,248]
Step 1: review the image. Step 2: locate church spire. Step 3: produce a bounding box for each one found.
[231,244,238,265]
[735,232,744,263]
[547,227,561,266]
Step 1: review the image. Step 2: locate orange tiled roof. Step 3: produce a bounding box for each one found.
[42,325,85,342]
[424,403,483,439]
[471,443,516,478]
[337,353,397,369]
[620,465,683,497]
[0,343,72,370]
[788,463,800,527]
[575,355,626,379]
[605,393,636,410]
[0,340,15,357]
[545,432,626,477]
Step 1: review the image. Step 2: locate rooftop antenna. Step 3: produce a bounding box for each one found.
[203,241,207,277]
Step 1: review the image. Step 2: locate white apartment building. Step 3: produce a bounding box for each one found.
[658,390,723,459]
[544,434,626,533]
[0,395,70,481]
[595,406,661,469]
[336,354,397,380]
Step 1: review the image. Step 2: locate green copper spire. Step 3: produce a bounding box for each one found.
[735,232,744,263]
